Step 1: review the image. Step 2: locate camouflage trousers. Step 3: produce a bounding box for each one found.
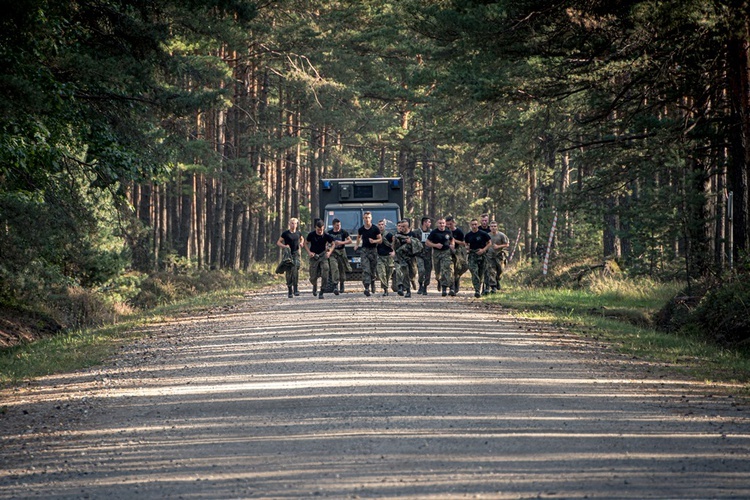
[285,252,300,288]
[432,250,453,288]
[360,247,378,286]
[329,250,350,283]
[487,253,506,287]
[376,255,394,290]
[416,253,432,286]
[468,252,487,293]
[309,253,330,289]
[394,257,416,290]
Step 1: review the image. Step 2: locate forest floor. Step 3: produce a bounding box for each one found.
[1,283,749,498]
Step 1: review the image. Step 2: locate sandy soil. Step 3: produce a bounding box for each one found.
[1,284,748,499]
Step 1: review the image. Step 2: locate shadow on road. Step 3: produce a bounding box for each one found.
[2,286,749,498]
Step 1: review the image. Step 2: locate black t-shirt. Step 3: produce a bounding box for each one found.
[358,224,381,248]
[307,231,334,255]
[478,225,490,234]
[281,230,302,253]
[451,227,465,243]
[328,229,350,246]
[427,228,453,251]
[465,229,492,251]
[377,232,394,256]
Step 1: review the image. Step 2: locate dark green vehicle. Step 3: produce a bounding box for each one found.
[319,177,404,281]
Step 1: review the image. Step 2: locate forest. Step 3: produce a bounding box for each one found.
[1,0,749,342]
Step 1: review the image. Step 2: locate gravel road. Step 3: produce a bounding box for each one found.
[1,284,749,499]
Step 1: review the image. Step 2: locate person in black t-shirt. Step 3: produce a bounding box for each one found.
[328,218,352,294]
[412,216,433,295]
[354,211,382,296]
[426,217,454,296]
[306,219,335,298]
[375,219,394,296]
[277,217,302,298]
[465,218,492,298]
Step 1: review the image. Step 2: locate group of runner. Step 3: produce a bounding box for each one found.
[277,212,509,299]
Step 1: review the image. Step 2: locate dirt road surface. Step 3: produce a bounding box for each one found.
[1,284,749,499]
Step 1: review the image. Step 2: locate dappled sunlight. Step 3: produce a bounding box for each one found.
[2,290,749,498]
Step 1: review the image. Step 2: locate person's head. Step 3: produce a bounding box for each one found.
[398,219,410,234]
[332,218,341,231]
[363,211,372,225]
[436,217,446,230]
[377,219,386,232]
[289,218,299,230]
[469,218,479,231]
[490,220,499,233]
[480,214,489,227]
[421,216,432,229]
[445,216,455,230]
[315,219,325,234]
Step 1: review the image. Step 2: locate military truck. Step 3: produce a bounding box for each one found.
[319,177,404,280]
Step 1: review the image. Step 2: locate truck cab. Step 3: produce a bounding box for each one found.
[319,177,404,279]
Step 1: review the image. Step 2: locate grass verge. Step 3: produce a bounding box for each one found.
[0,271,278,387]
[489,280,750,390]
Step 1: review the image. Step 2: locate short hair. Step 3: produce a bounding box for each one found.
[290,217,299,224]
[399,219,410,226]
[490,220,498,225]
[332,218,340,224]
[421,216,431,224]
[480,213,489,219]
[379,219,387,224]
[315,219,324,228]
[445,215,454,222]
[470,218,478,223]
[363,211,372,216]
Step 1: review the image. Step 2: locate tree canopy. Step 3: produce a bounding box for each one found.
[2,0,749,305]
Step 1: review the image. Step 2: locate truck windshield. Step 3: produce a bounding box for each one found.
[325,208,399,235]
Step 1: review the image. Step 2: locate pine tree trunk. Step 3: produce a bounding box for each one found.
[727,21,750,261]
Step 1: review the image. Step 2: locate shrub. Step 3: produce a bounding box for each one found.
[686,278,750,347]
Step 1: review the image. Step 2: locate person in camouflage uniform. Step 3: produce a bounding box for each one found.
[486,220,510,293]
[412,216,433,295]
[375,219,395,296]
[465,218,492,298]
[446,216,467,294]
[276,218,302,298]
[327,218,352,294]
[392,219,419,298]
[305,219,335,298]
[425,217,455,296]
[354,211,382,297]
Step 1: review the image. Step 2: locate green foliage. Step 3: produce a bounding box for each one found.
[682,278,750,347]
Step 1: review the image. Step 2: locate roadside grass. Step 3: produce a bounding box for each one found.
[0,268,280,387]
[489,277,750,389]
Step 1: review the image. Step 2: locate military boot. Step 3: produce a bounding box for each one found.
[490,286,497,294]
[397,284,404,296]
[319,290,324,299]
[339,281,345,294]
[404,288,411,298]
[287,286,293,298]
[293,285,300,296]
[442,286,447,297]
[312,285,317,296]
[364,284,371,297]
[371,283,376,294]
[382,287,389,297]
[474,290,481,298]
[449,287,456,296]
